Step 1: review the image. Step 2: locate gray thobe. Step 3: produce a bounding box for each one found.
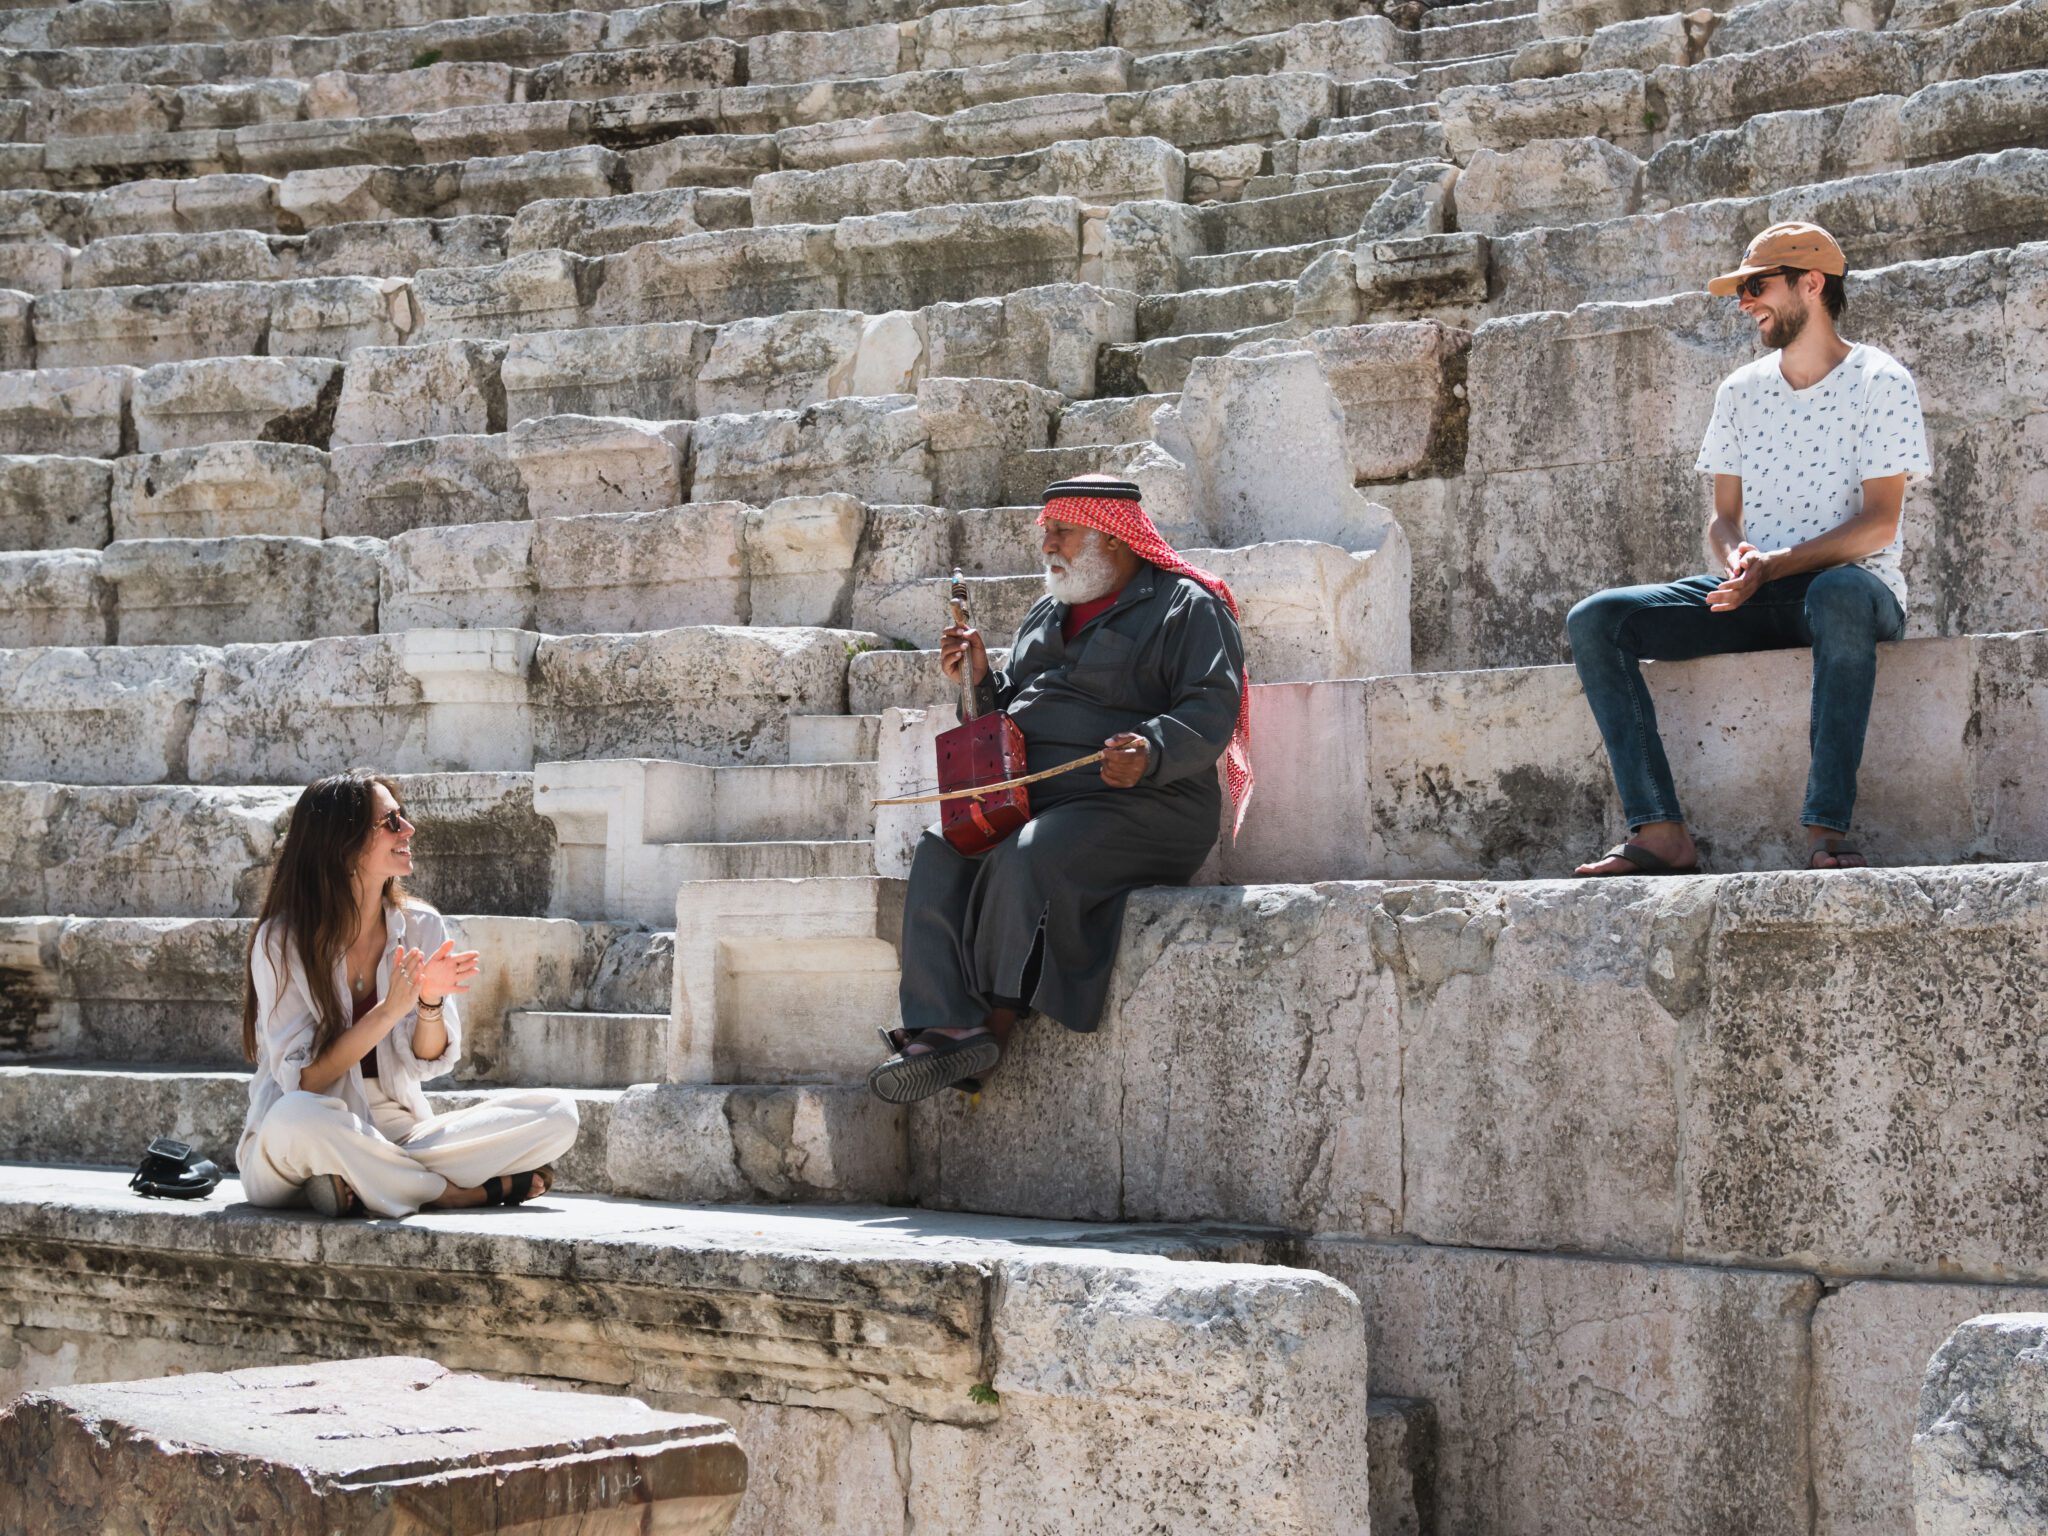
[898,563,1246,1035]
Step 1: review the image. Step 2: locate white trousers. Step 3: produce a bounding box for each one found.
[241,1081,580,1218]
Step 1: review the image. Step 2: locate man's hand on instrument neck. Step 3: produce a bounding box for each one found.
[1101,732,1149,788]
[940,624,989,685]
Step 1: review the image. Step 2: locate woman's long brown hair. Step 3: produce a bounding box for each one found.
[241,770,409,1063]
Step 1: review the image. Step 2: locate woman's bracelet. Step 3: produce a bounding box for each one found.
[417,997,445,1016]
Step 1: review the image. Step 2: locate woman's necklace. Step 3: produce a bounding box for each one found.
[347,920,380,995]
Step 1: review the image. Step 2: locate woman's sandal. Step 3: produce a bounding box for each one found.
[484,1166,555,1206]
[868,1026,1003,1104]
[303,1173,360,1218]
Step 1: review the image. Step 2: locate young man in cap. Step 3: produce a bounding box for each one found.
[1568,221,1932,875]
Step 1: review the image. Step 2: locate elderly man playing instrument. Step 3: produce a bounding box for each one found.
[868,475,1251,1104]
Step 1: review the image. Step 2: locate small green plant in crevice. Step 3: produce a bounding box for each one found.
[968,1383,1001,1407]
[411,48,444,68]
[892,637,919,651]
[1642,109,1661,131]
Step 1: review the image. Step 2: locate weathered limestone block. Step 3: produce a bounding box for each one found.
[102,535,379,646]
[45,915,259,1063]
[81,175,277,240]
[67,228,282,290]
[187,629,538,782]
[381,519,536,632]
[329,433,526,537]
[1312,1237,1814,1535]
[0,1358,748,1536]
[0,643,209,784]
[501,321,708,426]
[507,413,689,518]
[0,552,106,648]
[1814,1280,2048,1536]
[691,394,931,506]
[294,215,509,283]
[536,625,862,766]
[230,115,422,180]
[0,456,113,549]
[1281,14,1403,78]
[331,338,508,447]
[590,225,837,329]
[1538,0,1678,38]
[1114,0,1370,50]
[607,1083,907,1203]
[1440,68,1649,159]
[1354,232,1491,326]
[941,90,1121,158]
[1898,67,2048,164]
[835,196,1085,313]
[1168,344,1411,565]
[1915,1314,2048,1534]
[529,39,746,100]
[508,187,727,260]
[1185,538,1414,681]
[918,376,1061,506]
[1707,0,1881,53]
[0,787,287,919]
[279,161,467,228]
[532,502,747,632]
[391,771,560,920]
[1642,94,1904,211]
[747,20,903,86]
[0,239,72,294]
[623,132,781,192]
[265,275,415,359]
[1289,320,1472,483]
[110,442,331,541]
[696,308,873,416]
[35,282,272,367]
[1676,27,1927,137]
[131,356,339,454]
[1458,135,1644,235]
[0,366,135,458]
[413,249,592,341]
[912,0,1111,69]
[305,61,519,120]
[743,494,869,627]
[1583,11,1698,73]
[927,284,1136,399]
[461,144,628,217]
[756,137,1181,227]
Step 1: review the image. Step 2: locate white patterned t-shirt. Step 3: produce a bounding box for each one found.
[1694,342,1932,608]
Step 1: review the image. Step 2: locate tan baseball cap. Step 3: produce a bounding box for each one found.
[1707,221,1847,296]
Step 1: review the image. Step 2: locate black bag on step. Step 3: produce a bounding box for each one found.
[129,1136,221,1200]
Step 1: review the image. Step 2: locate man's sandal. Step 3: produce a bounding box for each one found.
[1806,838,1868,870]
[1576,842,1700,878]
[303,1173,360,1218]
[868,1027,1003,1104]
[484,1167,554,1206]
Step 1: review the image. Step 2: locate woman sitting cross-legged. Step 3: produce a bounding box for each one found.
[237,768,579,1218]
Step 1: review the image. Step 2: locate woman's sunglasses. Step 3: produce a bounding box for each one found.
[376,809,411,834]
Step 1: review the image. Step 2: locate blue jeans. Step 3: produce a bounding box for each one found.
[1565,565,1906,835]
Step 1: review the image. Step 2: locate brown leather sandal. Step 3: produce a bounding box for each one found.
[1806,838,1867,869]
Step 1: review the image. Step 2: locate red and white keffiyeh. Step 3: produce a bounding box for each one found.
[1040,479,1254,836]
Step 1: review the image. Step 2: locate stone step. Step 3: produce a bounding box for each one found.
[537,757,883,921]
[1421,0,1538,27]
[1408,46,1518,92]
[500,1007,668,1086]
[1051,390,1177,444]
[1181,232,1347,286]
[1413,10,1541,59]
[0,912,673,1070]
[0,775,563,921]
[1240,162,1403,199]
[0,0,1026,52]
[1441,0,2040,159]
[1367,1396,1439,1536]
[1193,175,1383,253]
[787,712,880,762]
[1136,278,1297,339]
[0,1066,911,1202]
[0,623,866,787]
[1097,319,1297,395]
[0,1165,1369,1534]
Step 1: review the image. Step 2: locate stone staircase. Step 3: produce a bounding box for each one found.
[1,0,2046,1528]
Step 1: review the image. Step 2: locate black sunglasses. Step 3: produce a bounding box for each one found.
[376,808,411,834]
[1735,267,1796,299]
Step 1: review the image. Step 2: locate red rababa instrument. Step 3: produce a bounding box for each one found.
[936,570,1032,856]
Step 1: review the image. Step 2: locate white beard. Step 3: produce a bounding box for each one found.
[1044,533,1122,605]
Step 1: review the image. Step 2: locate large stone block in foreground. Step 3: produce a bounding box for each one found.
[1914,1314,2048,1536]
[0,1170,1370,1536]
[0,1356,748,1536]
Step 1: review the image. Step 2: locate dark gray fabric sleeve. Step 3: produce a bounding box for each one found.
[1131,586,1245,786]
